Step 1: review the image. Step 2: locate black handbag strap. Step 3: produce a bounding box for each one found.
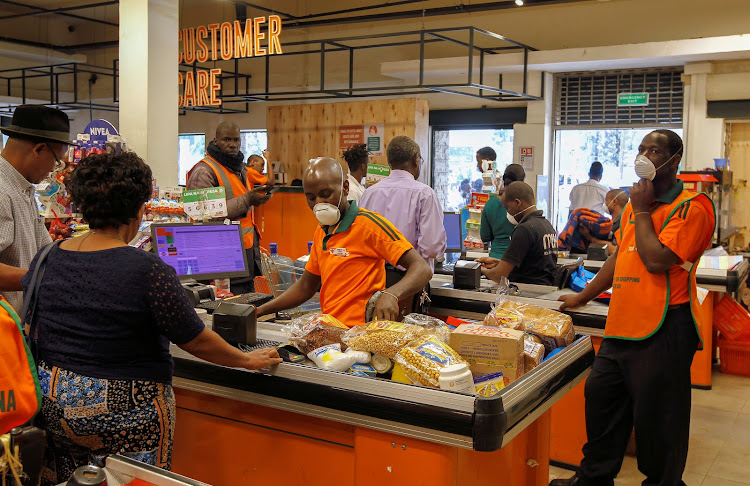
[21,241,60,358]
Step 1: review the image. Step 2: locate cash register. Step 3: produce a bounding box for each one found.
[150,222,273,312]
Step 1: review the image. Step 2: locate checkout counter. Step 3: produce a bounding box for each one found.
[169,319,594,486]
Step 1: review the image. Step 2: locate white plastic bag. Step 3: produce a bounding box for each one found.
[307,343,357,372]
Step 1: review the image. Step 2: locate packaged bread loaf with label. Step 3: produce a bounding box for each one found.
[494,298,575,352]
[523,334,545,372]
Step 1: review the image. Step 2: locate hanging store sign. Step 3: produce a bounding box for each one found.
[178,16,283,108]
[617,93,649,106]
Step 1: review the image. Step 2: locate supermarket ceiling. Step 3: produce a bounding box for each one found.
[0,0,599,51]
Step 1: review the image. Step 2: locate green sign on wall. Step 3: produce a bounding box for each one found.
[617,93,649,106]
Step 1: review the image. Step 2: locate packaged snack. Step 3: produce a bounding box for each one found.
[344,348,371,364]
[350,364,377,376]
[284,313,349,355]
[494,298,575,352]
[523,338,545,373]
[474,372,506,397]
[343,321,428,359]
[402,314,451,343]
[395,335,467,388]
[307,344,356,372]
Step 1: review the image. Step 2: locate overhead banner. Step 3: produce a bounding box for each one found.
[178,16,284,108]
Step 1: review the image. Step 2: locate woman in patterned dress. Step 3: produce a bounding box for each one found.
[22,152,282,485]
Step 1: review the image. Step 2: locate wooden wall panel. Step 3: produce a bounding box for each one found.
[729,122,750,246]
[267,98,429,180]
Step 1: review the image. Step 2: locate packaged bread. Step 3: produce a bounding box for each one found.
[342,321,429,359]
[402,314,451,342]
[483,308,524,330]
[523,335,545,373]
[284,313,349,354]
[495,299,574,352]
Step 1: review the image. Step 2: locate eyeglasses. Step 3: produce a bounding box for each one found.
[46,144,65,170]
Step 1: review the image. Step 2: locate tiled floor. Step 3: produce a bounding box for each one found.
[549,368,750,486]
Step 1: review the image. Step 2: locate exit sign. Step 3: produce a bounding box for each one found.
[618,93,649,106]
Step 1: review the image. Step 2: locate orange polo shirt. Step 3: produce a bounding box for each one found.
[246,167,268,186]
[305,202,413,327]
[614,182,714,305]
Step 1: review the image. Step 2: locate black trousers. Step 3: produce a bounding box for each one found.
[578,306,698,486]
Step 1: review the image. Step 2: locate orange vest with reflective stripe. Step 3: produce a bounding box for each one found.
[606,191,715,345]
[188,156,257,249]
[0,297,41,433]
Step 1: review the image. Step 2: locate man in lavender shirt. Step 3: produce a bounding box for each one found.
[359,135,447,274]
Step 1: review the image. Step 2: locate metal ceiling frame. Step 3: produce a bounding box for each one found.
[0,0,118,26]
[219,26,542,104]
[0,61,251,115]
[0,0,591,52]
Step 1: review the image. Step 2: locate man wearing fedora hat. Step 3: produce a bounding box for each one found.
[0,104,75,311]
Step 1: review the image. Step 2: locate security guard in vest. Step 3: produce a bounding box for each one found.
[187,121,272,293]
[552,130,716,486]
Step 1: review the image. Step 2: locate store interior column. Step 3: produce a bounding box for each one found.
[119,0,179,186]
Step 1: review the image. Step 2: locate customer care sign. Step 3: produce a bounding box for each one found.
[178,16,283,107]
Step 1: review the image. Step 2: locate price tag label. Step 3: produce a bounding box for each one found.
[183,187,228,220]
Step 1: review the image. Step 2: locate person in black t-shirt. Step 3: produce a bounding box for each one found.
[476,181,558,286]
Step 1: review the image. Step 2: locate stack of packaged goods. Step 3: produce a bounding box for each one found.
[145,186,188,224]
[278,300,576,398]
[464,193,489,250]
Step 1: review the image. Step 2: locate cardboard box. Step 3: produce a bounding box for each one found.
[450,324,524,384]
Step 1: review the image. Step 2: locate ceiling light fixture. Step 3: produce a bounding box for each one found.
[515,0,524,5]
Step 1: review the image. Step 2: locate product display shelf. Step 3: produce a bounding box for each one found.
[169,321,594,486]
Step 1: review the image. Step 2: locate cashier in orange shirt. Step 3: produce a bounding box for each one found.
[256,157,432,326]
[246,151,274,187]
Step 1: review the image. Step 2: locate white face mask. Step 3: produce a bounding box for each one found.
[506,205,534,226]
[634,151,679,181]
[312,161,345,226]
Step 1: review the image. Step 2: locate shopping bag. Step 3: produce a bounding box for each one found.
[0,297,41,434]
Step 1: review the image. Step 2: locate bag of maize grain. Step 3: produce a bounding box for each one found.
[342,321,428,359]
[284,313,349,355]
[395,335,467,388]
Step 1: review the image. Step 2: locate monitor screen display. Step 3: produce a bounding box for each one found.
[151,223,249,280]
[443,212,462,252]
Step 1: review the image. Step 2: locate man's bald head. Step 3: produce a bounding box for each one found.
[303,157,349,213]
[503,181,535,205]
[215,121,240,139]
[304,157,345,186]
[606,189,629,209]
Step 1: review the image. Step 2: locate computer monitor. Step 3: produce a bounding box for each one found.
[443,212,463,252]
[151,222,249,281]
